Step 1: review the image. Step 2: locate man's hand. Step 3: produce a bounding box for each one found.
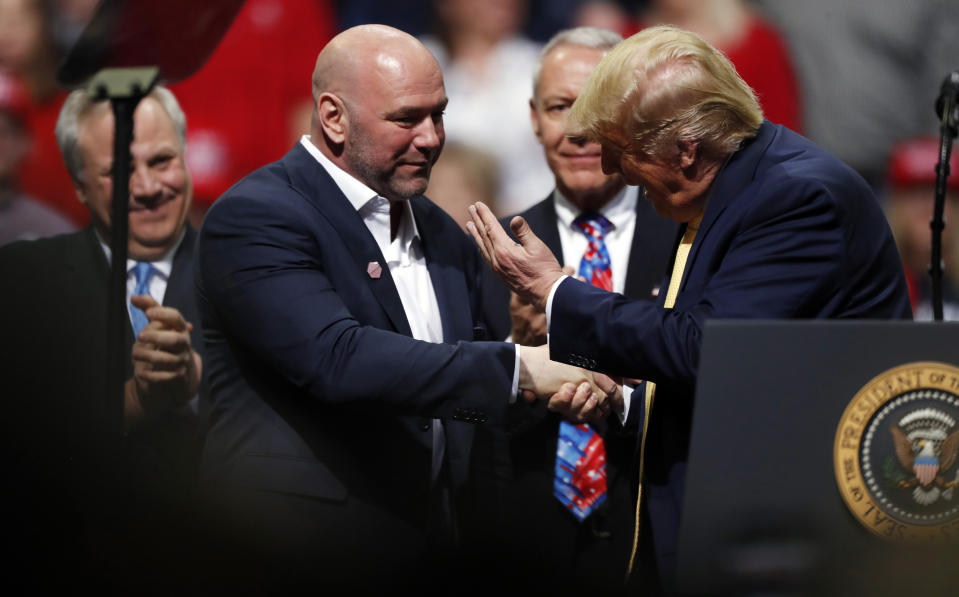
[517,344,620,423]
[548,380,624,424]
[125,295,202,428]
[467,202,564,311]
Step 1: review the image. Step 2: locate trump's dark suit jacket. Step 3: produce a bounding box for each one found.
[547,122,913,591]
[195,143,516,589]
[473,190,677,593]
[0,225,204,589]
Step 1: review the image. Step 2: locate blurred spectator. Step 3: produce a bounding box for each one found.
[884,136,959,321]
[426,140,501,231]
[421,0,554,215]
[757,0,959,188]
[0,0,84,225]
[617,0,802,132]
[572,0,635,35]
[168,0,337,220]
[335,0,595,43]
[0,70,74,245]
[335,0,433,38]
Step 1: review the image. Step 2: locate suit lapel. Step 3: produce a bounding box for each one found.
[165,225,201,346]
[164,225,195,311]
[412,198,471,344]
[679,121,776,294]
[622,189,683,301]
[281,144,413,337]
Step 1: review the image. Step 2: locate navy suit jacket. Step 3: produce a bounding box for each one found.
[473,190,678,591]
[196,143,516,578]
[548,122,913,587]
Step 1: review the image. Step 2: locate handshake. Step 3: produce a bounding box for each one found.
[517,344,622,423]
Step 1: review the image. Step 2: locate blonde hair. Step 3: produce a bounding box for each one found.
[566,25,763,160]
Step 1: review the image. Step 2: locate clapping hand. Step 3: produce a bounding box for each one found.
[126,295,202,426]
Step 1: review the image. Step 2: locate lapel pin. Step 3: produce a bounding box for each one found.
[367,261,382,279]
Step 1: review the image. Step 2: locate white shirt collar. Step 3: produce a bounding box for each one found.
[299,135,422,254]
[553,184,638,233]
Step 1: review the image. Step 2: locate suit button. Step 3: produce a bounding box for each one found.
[421,421,431,431]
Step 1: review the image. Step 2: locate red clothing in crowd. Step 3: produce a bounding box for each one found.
[169,0,337,207]
[18,91,85,226]
[721,17,801,132]
[17,0,337,225]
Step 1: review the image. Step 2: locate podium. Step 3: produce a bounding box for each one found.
[676,320,959,596]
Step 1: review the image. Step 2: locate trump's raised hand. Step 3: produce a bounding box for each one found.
[466,201,564,311]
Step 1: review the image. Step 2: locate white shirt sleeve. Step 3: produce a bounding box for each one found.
[544,275,570,335]
[510,344,521,403]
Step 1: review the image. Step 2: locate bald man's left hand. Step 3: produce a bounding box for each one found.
[467,202,564,311]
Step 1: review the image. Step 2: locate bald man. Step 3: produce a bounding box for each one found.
[195,24,616,591]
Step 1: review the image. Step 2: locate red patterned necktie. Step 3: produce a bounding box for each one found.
[553,211,612,520]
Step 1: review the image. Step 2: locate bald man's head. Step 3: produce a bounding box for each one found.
[309,25,448,202]
[312,25,438,108]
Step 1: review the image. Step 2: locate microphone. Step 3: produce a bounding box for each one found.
[935,70,959,134]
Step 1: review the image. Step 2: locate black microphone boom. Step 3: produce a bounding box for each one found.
[930,70,959,321]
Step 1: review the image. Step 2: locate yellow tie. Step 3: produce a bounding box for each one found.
[626,214,701,580]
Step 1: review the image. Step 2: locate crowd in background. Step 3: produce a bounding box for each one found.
[1,0,958,314]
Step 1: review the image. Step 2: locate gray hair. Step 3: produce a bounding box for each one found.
[532,26,623,99]
[55,85,187,185]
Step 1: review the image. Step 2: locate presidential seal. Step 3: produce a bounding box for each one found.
[835,362,959,542]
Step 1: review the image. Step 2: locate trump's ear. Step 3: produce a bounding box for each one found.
[315,92,348,145]
[677,139,699,170]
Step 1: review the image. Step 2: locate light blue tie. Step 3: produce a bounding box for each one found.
[129,262,156,338]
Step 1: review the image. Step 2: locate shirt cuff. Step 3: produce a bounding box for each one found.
[510,344,521,403]
[544,274,569,336]
[618,382,634,425]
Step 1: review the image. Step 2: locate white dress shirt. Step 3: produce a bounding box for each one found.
[553,185,638,293]
[98,229,184,311]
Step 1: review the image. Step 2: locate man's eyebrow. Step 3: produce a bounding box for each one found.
[387,99,448,119]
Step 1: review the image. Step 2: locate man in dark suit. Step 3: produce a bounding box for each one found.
[195,24,616,592]
[474,27,678,595]
[0,86,204,589]
[468,25,912,595]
